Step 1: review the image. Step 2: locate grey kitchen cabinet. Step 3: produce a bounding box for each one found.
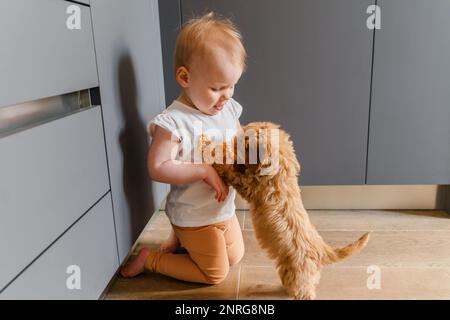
[0,0,120,299]
[90,0,168,263]
[1,0,167,298]
[367,0,450,184]
[180,0,375,185]
[0,106,110,292]
[1,193,118,299]
[0,0,98,108]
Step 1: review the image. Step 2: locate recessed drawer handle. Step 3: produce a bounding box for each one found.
[0,89,95,139]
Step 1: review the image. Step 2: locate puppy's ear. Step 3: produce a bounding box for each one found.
[258,127,270,166]
[258,124,280,176]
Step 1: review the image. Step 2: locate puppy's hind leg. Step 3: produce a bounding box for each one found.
[292,271,319,300]
[278,262,319,300]
[278,265,320,300]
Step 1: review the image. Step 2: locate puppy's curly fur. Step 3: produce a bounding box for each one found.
[200,121,370,300]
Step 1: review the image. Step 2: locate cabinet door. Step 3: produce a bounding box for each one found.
[1,193,118,299]
[181,0,374,185]
[367,0,450,184]
[0,0,98,108]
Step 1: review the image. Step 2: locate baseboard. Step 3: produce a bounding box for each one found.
[158,185,449,212]
[235,185,450,212]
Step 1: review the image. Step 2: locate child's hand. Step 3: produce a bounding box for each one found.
[202,165,229,202]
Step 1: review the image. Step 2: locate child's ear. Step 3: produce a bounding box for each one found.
[175,66,190,88]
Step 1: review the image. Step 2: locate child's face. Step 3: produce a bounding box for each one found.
[177,48,243,116]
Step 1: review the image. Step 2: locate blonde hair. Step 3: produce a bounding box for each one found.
[174,12,247,74]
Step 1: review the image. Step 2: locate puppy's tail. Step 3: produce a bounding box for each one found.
[322,232,370,265]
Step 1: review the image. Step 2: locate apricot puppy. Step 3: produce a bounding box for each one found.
[200,122,370,300]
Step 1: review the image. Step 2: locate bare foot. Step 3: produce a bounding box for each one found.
[159,229,180,253]
[120,247,151,278]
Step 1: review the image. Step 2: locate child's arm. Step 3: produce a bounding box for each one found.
[148,125,203,184]
[148,125,229,202]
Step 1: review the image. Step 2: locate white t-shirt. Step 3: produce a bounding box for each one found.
[147,98,243,227]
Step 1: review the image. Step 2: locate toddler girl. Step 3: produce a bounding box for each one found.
[120,12,247,284]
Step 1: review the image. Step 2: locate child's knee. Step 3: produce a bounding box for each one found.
[228,243,245,266]
[204,264,230,285]
[228,251,244,267]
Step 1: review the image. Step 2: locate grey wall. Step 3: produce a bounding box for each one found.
[90,0,168,263]
[180,0,375,185]
[158,0,181,105]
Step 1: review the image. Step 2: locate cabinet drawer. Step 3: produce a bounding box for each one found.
[71,0,90,5]
[0,106,109,291]
[1,193,118,299]
[0,0,98,108]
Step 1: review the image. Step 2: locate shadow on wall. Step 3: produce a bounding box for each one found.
[117,54,155,241]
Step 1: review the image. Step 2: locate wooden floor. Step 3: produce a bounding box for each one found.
[105,209,450,300]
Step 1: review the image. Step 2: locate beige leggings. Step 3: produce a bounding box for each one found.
[144,214,245,284]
